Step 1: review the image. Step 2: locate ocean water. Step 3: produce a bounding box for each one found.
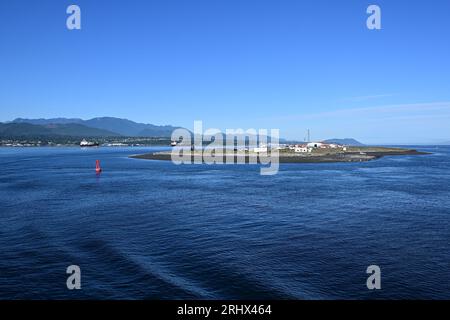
[0,146,449,299]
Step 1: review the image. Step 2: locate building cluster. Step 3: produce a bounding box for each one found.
[286,142,347,153]
[250,142,348,153]
[0,139,48,147]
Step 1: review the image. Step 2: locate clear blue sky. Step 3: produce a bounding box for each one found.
[1,0,450,144]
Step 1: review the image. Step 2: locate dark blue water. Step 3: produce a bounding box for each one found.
[0,146,449,299]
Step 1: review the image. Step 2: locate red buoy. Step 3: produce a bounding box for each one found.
[95,160,102,173]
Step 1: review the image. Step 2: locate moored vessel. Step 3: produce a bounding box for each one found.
[80,139,99,147]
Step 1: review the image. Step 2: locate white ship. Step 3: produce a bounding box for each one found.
[80,139,99,147]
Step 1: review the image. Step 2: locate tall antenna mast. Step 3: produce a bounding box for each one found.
[307,129,310,142]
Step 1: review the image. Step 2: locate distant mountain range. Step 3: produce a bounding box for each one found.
[322,138,364,146]
[1,117,367,145]
[3,117,182,137]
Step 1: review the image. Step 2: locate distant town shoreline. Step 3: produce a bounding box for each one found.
[0,137,172,148]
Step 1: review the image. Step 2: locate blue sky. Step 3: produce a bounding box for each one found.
[1,0,450,144]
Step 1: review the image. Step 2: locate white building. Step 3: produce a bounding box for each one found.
[275,144,287,150]
[253,145,268,153]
